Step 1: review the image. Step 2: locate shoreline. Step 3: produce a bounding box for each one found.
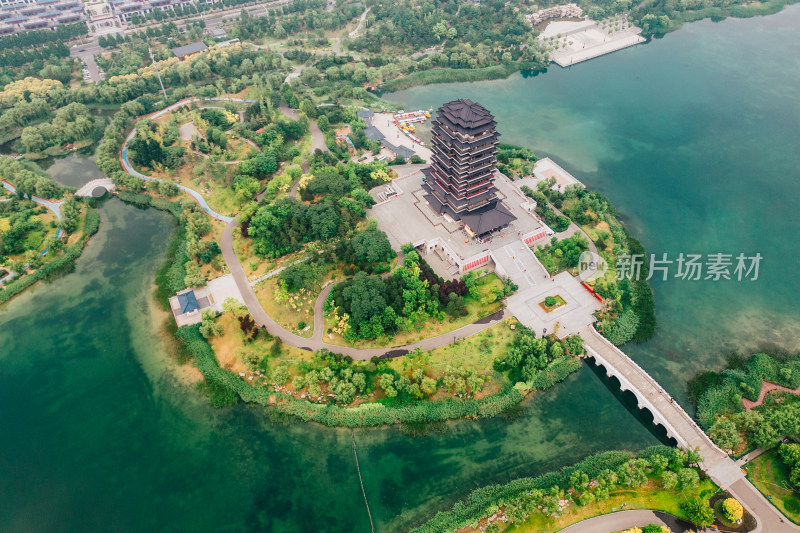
[376,0,799,95]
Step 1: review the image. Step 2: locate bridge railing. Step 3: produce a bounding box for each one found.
[585,325,727,457]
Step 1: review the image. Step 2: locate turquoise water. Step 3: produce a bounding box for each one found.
[0,200,655,533]
[1,7,799,532]
[386,5,800,402]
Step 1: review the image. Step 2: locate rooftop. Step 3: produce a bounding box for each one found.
[172,41,207,57]
[177,290,199,313]
[368,168,549,266]
[437,99,495,131]
[381,140,414,159]
[364,125,384,142]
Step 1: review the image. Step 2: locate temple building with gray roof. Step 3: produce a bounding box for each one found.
[422,99,516,239]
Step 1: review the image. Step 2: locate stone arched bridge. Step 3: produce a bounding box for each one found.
[75,178,115,198]
[581,325,799,532]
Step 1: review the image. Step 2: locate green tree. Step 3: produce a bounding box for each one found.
[677,467,699,492]
[722,497,743,522]
[351,223,392,264]
[661,470,678,491]
[299,98,316,118]
[199,310,223,339]
[681,496,714,528]
[420,376,437,395]
[649,454,669,474]
[184,260,206,287]
[273,365,290,385]
[709,418,741,450]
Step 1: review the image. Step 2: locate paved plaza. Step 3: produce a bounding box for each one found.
[516,157,586,193]
[492,239,549,290]
[368,168,549,276]
[507,272,602,338]
[371,112,433,161]
[539,17,645,67]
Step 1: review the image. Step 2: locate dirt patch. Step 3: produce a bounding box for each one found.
[179,121,197,142]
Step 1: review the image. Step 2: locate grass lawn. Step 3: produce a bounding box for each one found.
[323,272,506,349]
[209,310,315,380]
[220,135,258,162]
[390,319,516,377]
[254,277,316,338]
[745,449,800,523]
[232,231,279,282]
[507,478,718,533]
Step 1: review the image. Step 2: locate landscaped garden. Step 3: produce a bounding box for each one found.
[0,157,98,304]
[120,98,310,217]
[324,261,509,349]
[409,446,722,533]
[171,284,585,426]
[540,295,566,313]
[745,448,800,524]
[524,183,656,346]
[689,352,800,454]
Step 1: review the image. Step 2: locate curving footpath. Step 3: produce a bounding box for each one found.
[220,219,511,360]
[119,99,800,532]
[2,179,63,219]
[119,97,258,223]
[556,509,693,533]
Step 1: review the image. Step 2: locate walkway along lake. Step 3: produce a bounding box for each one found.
[2,6,800,532]
[0,174,657,531]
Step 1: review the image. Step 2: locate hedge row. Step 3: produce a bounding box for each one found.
[408,447,675,533]
[174,324,533,427]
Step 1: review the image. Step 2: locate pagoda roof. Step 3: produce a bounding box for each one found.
[460,202,516,237]
[437,99,496,132]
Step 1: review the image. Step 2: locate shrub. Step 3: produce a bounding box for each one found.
[722,497,743,522]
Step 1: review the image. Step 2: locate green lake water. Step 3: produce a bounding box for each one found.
[386,5,800,402]
[2,6,800,532]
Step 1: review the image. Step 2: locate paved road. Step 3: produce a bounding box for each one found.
[557,509,695,533]
[220,219,511,359]
[349,7,370,38]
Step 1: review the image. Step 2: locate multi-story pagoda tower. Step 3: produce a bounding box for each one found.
[422,99,515,239]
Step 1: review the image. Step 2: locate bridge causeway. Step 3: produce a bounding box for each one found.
[581,324,798,532]
[75,178,115,197]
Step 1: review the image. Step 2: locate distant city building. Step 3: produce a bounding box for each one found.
[526,3,583,25]
[171,40,207,60]
[207,25,226,39]
[0,0,86,35]
[422,99,515,239]
[106,0,219,25]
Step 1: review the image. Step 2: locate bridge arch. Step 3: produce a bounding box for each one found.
[585,356,679,446]
[75,178,115,198]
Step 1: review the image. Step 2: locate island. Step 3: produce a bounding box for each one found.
[2,1,799,532]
